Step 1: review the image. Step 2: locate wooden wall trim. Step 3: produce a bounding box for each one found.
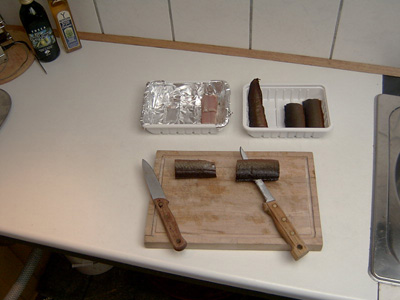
[8,25,400,77]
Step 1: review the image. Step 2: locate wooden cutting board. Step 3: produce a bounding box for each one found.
[0,28,35,85]
[144,151,322,251]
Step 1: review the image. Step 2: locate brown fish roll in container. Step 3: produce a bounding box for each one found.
[248,78,268,127]
[303,99,325,128]
[284,103,306,127]
[236,159,280,182]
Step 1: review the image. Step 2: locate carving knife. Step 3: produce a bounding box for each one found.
[239,147,309,260]
[142,159,187,251]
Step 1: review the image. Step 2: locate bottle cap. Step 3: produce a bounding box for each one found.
[19,0,34,4]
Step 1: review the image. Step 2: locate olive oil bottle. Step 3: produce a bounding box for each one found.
[19,0,60,62]
[48,0,81,53]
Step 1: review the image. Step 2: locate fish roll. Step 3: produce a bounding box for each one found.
[236,159,280,182]
[175,159,216,179]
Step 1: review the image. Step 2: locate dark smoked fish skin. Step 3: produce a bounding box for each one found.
[284,103,306,127]
[236,159,280,182]
[175,159,216,179]
[248,78,268,127]
[303,99,324,128]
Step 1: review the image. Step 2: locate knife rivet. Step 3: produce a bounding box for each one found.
[281,217,287,222]
[290,231,295,236]
[272,204,277,208]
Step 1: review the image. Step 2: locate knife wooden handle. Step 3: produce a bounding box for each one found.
[154,198,187,251]
[263,200,309,260]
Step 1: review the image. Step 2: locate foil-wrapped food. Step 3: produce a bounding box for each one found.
[140,80,231,134]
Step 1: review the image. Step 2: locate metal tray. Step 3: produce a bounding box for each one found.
[140,80,231,134]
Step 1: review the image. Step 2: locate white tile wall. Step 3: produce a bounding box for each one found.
[333,0,400,68]
[68,0,102,33]
[252,0,341,59]
[1,0,400,68]
[95,0,173,40]
[171,0,250,48]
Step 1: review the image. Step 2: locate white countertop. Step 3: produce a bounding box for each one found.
[0,40,382,300]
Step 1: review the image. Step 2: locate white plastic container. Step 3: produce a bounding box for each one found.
[243,84,332,138]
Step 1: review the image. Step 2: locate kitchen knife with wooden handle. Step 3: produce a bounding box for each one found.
[142,159,187,251]
[239,148,309,260]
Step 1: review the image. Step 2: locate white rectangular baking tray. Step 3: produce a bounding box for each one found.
[141,80,231,135]
[243,84,332,138]
[142,124,221,135]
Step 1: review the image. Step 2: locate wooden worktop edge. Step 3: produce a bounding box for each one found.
[8,25,400,77]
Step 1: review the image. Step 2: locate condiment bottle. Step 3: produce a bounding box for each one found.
[19,0,60,62]
[47,0,81,53]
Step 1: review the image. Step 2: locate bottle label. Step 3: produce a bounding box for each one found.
[57,11,79,49]
[28,26,57,56]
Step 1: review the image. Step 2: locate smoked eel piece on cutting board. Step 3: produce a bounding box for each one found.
[175,159,216,179]
[144,150,322,251]
[235,159,280,182]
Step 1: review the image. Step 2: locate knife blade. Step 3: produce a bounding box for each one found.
[142,159,187,251]
[239,147,309,260]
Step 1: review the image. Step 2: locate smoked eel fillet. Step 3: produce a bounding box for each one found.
[201,94,218,124]
[175,159,216,179]
[248,78,268,127]
[236,159,280,182]
[284,103,306,127]
[303,99,324,128]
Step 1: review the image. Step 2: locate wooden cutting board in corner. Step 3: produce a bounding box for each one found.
[144,150,323,251]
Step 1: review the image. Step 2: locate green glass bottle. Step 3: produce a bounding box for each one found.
[19,0,60,62]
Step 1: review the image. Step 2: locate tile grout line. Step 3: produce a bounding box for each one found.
[249,0,253,50]
[329,0,344,60]
[93,0,105,34]
[168,0,176,41]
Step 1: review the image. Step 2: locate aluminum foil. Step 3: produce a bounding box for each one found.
[140,80,231,128]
